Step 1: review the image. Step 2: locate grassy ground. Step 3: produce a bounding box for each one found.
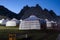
[0,26,18,30]
[0,26,59,40]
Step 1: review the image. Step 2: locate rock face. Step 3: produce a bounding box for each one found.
[18,4,58,21]
[0,5,17,19]
[0,4,60,21]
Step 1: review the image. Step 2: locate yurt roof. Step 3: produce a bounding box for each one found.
[23,15,40,21]
[0,19,9,25]
[2,19,5,20]
[11,18,20,23]
[45,19,48,21]
[20,19,22,22]
[51,21,56,23]
[12,18,17,20]
[0,19,5,23]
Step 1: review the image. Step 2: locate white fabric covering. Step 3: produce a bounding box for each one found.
[45,19,57,29]
[19,15,40,30]
[11,18,20,24]
[0,19,4,24]
[45,19,52,28]
[6,21,16,26]
[46,21,52,28]
[51,21,57,27]
[0,19,8,25]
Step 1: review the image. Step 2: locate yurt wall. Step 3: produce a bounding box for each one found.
[51,21,57,29]
[19,20,40,30]
[6,21,16,27]
[11,18,20,25]
[0,19,8,26]
[45,19,52,29]
[19,15,41,30]
[46,21,52,29]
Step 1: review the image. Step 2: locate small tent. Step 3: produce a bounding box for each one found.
[45,19,57,29]
[11,18,20,24]
[0,19,8,25]
[6,20,16,26]
[45,19,52,29]
[0,19,4,24]
[51,21,57,29]
[19,15,41,30]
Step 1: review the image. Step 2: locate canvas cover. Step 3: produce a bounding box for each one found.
[11,18,20,24]
[19,15,40,30]
[19,20,40,30]
[6,21,16,26]
[0,19,8,25]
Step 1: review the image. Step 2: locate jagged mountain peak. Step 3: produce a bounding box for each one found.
[35,4,42,9]
[18,4,58,21]
[44,8,49,12]
[0,5,59,21]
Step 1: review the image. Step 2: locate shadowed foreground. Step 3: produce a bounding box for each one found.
[0,28,59,40]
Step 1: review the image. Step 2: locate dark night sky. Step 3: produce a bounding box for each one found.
[0,0,60,15]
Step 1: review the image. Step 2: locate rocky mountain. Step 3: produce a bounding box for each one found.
[0,4,59,21]
[0,5,17,19]
[18,4,58,21]
[18,5,30,19]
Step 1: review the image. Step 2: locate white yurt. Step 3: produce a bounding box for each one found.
[19,15,41,30]
[0,19,4,24]
[6,20,16,26]
[51,21,57,28]
[45,19,52,29]
[11,18,20,24]
[0,19,8,25]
